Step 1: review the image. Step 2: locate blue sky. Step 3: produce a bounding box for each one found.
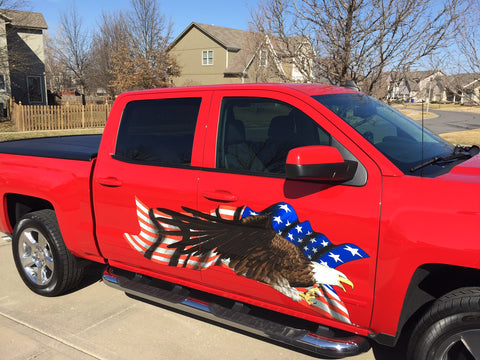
[32,0,256,38]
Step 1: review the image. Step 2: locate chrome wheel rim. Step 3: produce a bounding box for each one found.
[438,328,480,360]
[18,227,54,286]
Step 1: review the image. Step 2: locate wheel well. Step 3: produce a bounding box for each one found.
[6,194,54,230]
[374,264,480,347]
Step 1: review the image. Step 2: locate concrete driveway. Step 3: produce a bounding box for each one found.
[0,239,375,360]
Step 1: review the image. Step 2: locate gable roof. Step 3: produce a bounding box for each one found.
[0,9,47,30]
[445,73,480,90]
[169,22,249,52]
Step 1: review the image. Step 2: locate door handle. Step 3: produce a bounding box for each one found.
[202,190,238,202]
[97,177,123,187]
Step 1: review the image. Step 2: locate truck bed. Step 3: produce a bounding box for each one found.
[0,134,102,161]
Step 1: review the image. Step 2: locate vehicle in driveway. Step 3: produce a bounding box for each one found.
[0,84,479,359]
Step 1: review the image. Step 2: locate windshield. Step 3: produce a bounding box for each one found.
[313,93,455,176]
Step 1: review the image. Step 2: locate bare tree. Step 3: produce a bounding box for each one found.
[53,3,91,95]
[0,0,30,9]
[253,0,465,94]
[87,11,127,97]
[110,0,179,92]
[44,32,72,94]
[456,0,480,74]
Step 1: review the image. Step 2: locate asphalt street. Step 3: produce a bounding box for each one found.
[417,110,480,134]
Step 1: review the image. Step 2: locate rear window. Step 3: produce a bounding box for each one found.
[114,98,201,166]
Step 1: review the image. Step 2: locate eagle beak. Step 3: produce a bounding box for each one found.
[337,276,354,292]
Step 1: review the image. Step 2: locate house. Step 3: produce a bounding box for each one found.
[385,70,447,103]
[0,9,48,113]
[444,73,480,104]
[168,22,313,87]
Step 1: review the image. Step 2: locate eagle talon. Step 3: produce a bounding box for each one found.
[298,287,320,305]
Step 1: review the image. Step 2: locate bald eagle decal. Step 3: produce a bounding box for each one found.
[124,198,369,324]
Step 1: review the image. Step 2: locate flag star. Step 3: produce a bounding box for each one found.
[273,216,282,224]
[279,204,291,213]
[321,240,329,247]
[310,238,317,243]
[288,233,294,240]
[320,260,328,266]
[249,210,258,216]
[306,231,312,236]
[344,245,362,257]
[304,246,309,251]
[295,225,303,233]
[328,252,344,263]
[312,247,318,253]
[308,254,312,259]
[286,220,291,227]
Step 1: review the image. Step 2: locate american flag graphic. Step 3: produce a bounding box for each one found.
[124,197,221,269]
[124,198,369,324]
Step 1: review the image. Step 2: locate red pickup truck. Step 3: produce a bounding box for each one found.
[0,84,479,359]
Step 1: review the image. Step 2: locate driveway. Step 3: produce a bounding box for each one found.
[0,239,375,360]
[416,110,480,134]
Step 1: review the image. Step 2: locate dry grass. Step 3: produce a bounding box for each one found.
[439,129,480,146]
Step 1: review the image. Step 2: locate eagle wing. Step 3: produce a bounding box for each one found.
[151,207,315,286]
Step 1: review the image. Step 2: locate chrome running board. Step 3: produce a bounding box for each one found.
[103,267,370,359]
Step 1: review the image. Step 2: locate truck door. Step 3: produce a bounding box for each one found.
[92,91,210,284]
[193,90,382,330]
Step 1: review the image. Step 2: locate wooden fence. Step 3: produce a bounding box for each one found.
[9,100,112,132]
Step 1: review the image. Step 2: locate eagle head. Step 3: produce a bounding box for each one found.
[311,262,354,292]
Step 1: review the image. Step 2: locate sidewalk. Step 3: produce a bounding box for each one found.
[0,239,374,360]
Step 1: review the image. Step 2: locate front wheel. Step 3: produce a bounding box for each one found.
[12,210,85,296]
[408,287,480,360]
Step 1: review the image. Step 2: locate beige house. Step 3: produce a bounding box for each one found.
[168,22,313,87]
[0,9,48,113]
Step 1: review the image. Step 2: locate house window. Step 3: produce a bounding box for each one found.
[0,75,5,91]
[259,50,267,66]
[202,50,213,65]
[27,76,43,103]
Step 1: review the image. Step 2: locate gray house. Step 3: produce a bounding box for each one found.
[0,9,48,114]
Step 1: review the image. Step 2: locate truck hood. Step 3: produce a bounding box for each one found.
[441,154,480,183]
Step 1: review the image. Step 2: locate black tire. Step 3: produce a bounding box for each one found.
[12,209,85,296]
[407,287,480,360]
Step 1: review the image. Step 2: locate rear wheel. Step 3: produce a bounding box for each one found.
[408,287,480,360]
[12,210,85,296]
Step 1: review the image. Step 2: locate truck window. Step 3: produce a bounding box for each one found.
[216,97,331,174]
[115,98,201,166]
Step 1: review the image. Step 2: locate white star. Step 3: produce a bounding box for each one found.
[310,238,317,244]
[248,210,258,216]
[279,204,291,213]
[273,216,282,224]
[328,252,344,263]
[295,225,303,233]
[288,233,294,240]
[321,240,329,247]
[312,247,318,253]
[304,246,309,251]
[320,260,328,266]
[344,245,362,257]
[306,231,312,236]
[286,220,291,227]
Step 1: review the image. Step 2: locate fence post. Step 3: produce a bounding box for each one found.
[19,101,25,132]
[82,104,85,128]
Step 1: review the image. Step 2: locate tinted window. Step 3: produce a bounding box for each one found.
[313,93,454,176]
[115,98,201,166]
[216,97,331,174]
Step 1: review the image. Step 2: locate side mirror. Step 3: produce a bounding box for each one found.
[285,146,358,182]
